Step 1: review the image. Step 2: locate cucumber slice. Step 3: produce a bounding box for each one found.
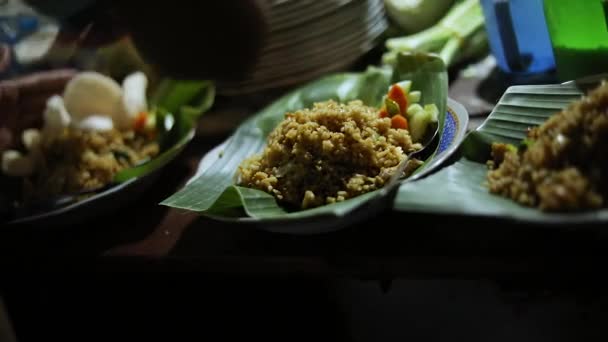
[406,103,424,119]
[423,104,439,122]
[394,80,412,93]
[407,91,421,104]
[409,108,433,143]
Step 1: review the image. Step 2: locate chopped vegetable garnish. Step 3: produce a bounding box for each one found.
[377,81,438,138]
[391,114,409,130]
[395,80,412,93]
[379,106,389,118]
[388,84,408,114]
[385,98,401,116]
[112,149,132,162]
[520,138,535,150]
[406,103,424,119]
[407,91,421,104]
[409,108,433,142]
[133,111,148,132]
[423,104,439,122]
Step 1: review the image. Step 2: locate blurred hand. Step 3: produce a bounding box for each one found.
[0,44,11,74]
[0,69,76,151]
[26,0,268,81]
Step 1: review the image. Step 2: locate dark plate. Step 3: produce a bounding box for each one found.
[2,127,195,229]
[3,159,162,228]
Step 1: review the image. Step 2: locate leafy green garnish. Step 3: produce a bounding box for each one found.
[520,138,535,151]
[113,79,215,182]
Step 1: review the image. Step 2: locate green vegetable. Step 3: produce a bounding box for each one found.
[384,0,455,34]
[409,109,431,142]
[113,79,215,182]
[396,52,447,146]
[385,98,401,116]
[395,80,412,92]
[383,0,488,67]
[424,104,439,122]
[144,111,157,132]
[520,138,535,151]
[112,150,131,162]
[407,91,421,104]
[406,103,424,119]
[409,104,438,142]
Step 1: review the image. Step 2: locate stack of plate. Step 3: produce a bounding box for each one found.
[217,0,387,95]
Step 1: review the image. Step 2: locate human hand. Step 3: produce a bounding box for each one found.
[0,69,76,152]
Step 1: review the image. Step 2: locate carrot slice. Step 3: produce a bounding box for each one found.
[391,114,409,130]
[388,84,408,114]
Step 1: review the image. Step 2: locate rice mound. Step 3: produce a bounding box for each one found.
[238,100,422,209]
[487,81,608,211]
[26,128,159,201]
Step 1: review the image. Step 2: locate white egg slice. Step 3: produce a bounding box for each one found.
[63,71,124,123]
[43,95,71,141]
[75,115,114,132]
[119,71,149,129]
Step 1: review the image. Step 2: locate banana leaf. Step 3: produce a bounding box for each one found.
[394,80,608,224]
[113,79,215,182]
[161,53,450,224]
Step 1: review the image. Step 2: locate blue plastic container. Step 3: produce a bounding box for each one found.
[480,0,555,74]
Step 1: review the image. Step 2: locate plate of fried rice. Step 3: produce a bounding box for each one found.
[161,52,468,234]
[199,98,466,210]
[0,70,214,227]
[174,96,467,234]
[394,76,608,225]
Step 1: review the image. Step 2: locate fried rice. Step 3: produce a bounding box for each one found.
[24,128,159,201]
[487,81,608,211]
[238,100,422,209]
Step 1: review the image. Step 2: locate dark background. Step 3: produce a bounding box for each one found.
[3,270,608,342]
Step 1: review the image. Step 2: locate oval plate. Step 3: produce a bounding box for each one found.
[189,99,468,234]
[1,77,214,228]
[3,130,192,228]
